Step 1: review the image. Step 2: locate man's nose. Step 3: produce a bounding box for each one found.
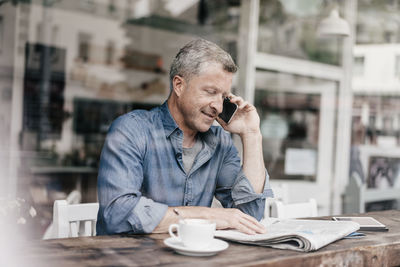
[211,98,224,115]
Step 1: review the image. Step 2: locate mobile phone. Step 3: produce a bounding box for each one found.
[218,97,238,124]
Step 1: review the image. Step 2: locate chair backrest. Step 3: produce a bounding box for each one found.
[53,200,99,238]
[264,183,289,218]
[270,198,318,219]
[270,184,290,203]
[43,190,83,240]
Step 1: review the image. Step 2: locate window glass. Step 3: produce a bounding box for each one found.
[77,32,92,63]
[51,25,59,45]
[0,0,242,238]
[253,69,336,182]
[105,40,115,65]
[395,55,400,78]
[353,56,364,76]
[351,0,400,208]
[258,0,344,65]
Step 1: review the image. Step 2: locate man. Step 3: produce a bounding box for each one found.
[96,39,273,235]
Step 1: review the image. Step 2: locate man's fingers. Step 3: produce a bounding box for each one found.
[229,95,244,106]
[236,222,256,235]
[238,101,249,110]
[231,209,266,235]
[228,95,254,112]
[229,216,265,235]
[240,215,266,234]
[211,208,266,235]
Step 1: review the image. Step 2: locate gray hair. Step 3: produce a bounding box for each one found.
[169,39,237,92]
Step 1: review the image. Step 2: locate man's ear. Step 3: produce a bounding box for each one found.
[172,75,185,97]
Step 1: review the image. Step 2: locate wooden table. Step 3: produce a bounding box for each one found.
[21,210,400,267]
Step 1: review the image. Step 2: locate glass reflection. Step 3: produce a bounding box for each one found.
[347,0,400,212]
[258,0,344,65]
[0,0,242,238]
[254,70,323,181]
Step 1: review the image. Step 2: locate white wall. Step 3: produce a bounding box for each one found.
[353,44,400,94]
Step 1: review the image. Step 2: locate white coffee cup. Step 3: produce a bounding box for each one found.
[168,219,216,249]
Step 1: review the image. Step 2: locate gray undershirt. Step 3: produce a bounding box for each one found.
[182,137,204,174]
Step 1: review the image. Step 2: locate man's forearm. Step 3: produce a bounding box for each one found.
[152,206,266,234]
[240,131,266,193]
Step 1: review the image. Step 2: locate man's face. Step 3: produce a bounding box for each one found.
[177,63,233,133]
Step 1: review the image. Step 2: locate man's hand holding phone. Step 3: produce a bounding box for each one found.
[217,95,261,137]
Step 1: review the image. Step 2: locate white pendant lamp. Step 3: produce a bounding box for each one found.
[317,9,350,37]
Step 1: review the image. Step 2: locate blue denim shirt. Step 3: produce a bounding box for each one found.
[96,102,273,235]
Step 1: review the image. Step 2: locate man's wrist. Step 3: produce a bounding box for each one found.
[178,206,211,219]
[239,130,262,141]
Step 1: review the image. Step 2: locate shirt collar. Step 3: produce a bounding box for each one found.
[159,101,218,149]
[159,101,179,138]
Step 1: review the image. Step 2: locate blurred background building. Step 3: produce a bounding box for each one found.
[0,0,399,238]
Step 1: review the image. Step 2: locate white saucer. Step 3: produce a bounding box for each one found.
[163,237,229,257]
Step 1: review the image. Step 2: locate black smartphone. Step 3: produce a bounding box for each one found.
[218,97,238,124]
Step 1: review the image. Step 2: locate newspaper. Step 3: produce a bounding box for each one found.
[214,218,360,252]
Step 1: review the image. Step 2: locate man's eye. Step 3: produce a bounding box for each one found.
[207,90,216,95]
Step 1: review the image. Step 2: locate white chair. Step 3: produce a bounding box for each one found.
[43,190,82,239]
[270,198,318,219]
[53,200,99,238]
[264,183,289,218]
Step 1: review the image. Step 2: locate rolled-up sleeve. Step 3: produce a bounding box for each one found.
[127,197,168,233]
[232,169,274,220]
[97,115,167,235]
[214,133,273,221]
